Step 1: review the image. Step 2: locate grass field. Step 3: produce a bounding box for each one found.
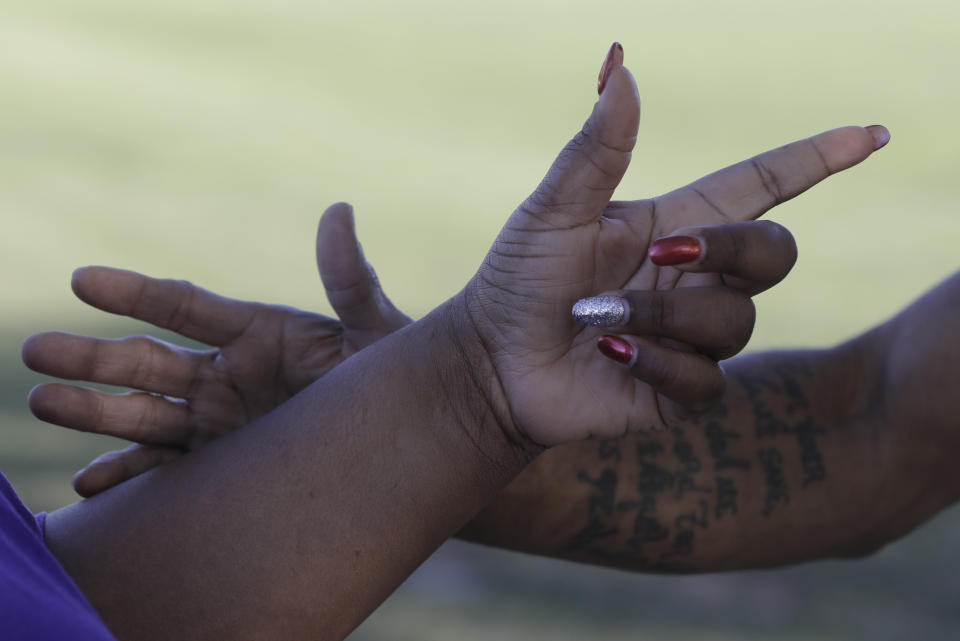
[2,1,959,638]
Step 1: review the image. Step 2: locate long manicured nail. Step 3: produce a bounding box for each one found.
[649,236,702,266]
[597,335,635,365]
[865,124,890,150]
[572,295,628,327]
[598,42,624,95]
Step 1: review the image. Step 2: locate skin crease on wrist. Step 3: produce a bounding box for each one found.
[40,48,657,641]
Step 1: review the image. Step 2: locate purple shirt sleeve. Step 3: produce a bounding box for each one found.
[0,470,118,641]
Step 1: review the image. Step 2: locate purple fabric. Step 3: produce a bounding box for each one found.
[0,470,117,641]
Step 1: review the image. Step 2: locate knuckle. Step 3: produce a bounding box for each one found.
[522,180,563,218]
[630,345,667,387]
[780,230,799,268]
[686,364,727,414]
[723,224,745,265]
[174,278,197,290]
[700,369,727,406]
[126,335,161,386]
[89,392,107,430]
[642,292,674,332]
[637,358,673,390]
[724,289,756,326]
[738,298,757,345]
[124,334,154,349]
[715,293,755,358]
[761,220,798,258]
[573,121,630,181]
[749,156,785,204]
[167,281,198,331]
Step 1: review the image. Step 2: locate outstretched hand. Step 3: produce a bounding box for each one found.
[460,46,887,446]
[23,44,888,487]
[22,204,410,496]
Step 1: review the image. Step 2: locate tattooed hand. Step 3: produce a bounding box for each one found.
[462,271,960,572]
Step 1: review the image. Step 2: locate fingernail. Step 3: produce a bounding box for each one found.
[865,124,890,150]
[597,335,635,365]
[649,236,702,266]
[598,42,624,95]
[572,295,628,327]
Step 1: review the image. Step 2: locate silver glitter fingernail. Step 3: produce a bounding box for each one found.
[571,295,627,327]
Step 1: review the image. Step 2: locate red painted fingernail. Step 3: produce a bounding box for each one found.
[865,124,890,150]
[597,42,624,95]
[597,335,634,365]
[648,236,702,266]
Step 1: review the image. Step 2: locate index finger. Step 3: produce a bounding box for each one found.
[673,125,889,222]
[72,266,258,347]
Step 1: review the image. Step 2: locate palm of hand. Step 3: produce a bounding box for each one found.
[470,192,728,445]
[467,63,877,446]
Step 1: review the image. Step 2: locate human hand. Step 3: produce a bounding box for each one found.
[22,203,410,496]
[459,44,887,447]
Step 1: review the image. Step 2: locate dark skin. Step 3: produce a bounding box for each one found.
[25,58,821,641]
[25,150,920,577]
[25,206,412,496]
[30,237,959,577]
[26,103,884,493]
[21,56,898,640]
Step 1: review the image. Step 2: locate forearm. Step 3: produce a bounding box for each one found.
[45,298,528,641]
[461,333,912,572]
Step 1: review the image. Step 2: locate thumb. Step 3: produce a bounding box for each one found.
[517,43,641,230]
[316,202,393,333]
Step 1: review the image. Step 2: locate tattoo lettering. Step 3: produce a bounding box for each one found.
[758,448,790,516]
[795,418,826,487]
[705,421,751,471]
[597,439,622,463]
[570,357,828,568]
[569,517,619,550]
[715,476,738,519]
[672,429,702,474]
[627,514,671,550]
[576,469,618,516]
[675,499,709,530]
[738,362,828,492]
[670,530,695,557]
[636,452,675,494]
[568,467,621,551]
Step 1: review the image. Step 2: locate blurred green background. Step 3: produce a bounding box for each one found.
[2,0,958,638]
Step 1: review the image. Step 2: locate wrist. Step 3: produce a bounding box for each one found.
[423,293,541,471]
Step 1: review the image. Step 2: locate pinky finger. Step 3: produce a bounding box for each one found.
[597,335,726,412]
[73,443,183,498]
